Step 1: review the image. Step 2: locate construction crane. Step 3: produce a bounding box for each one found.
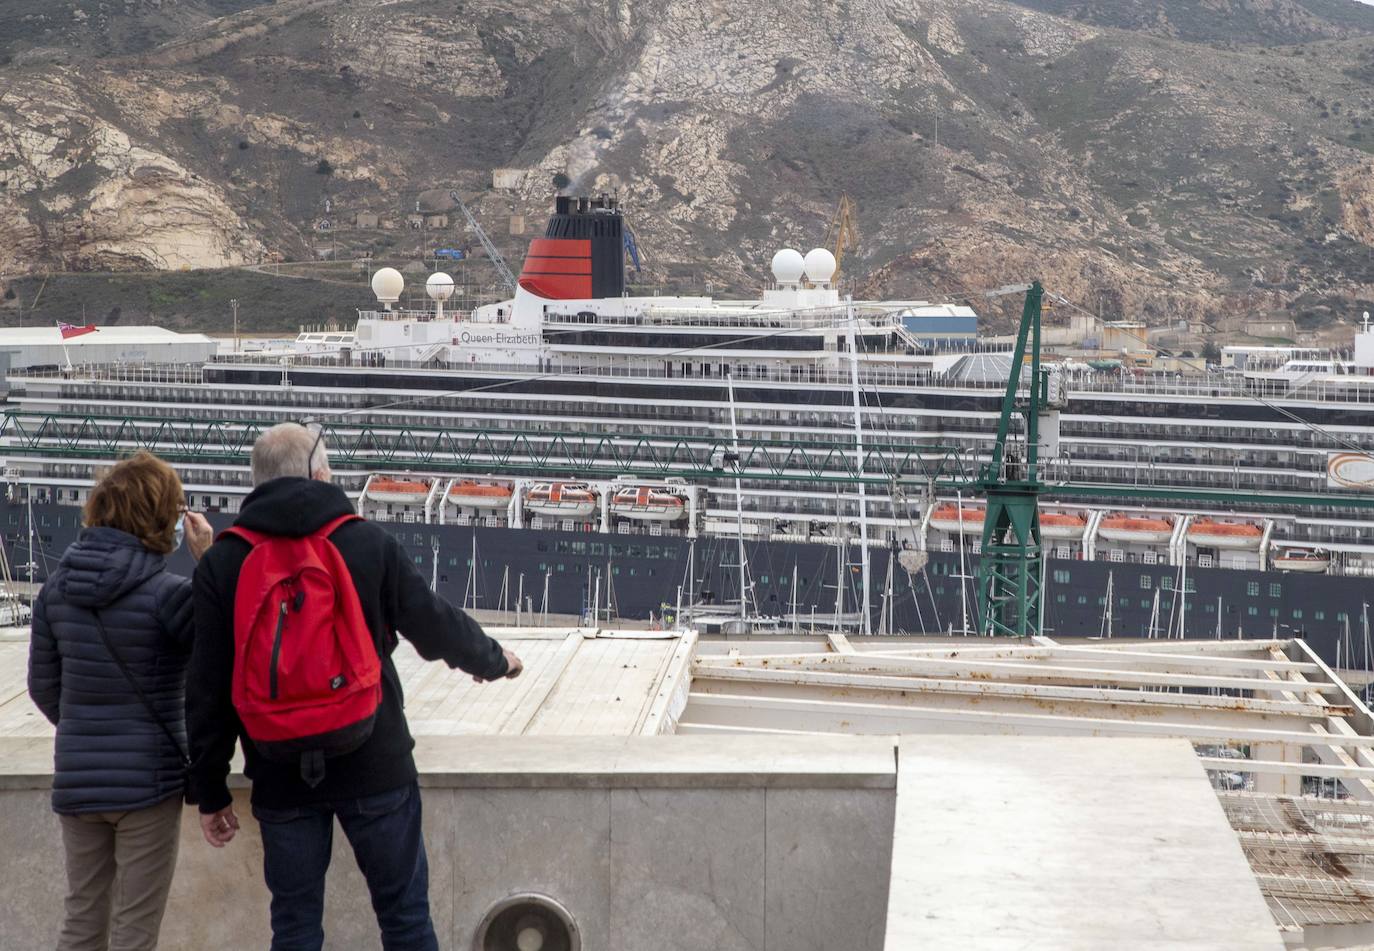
[973,282,1054,638]
[824,195,859,279]
[449,190,517,294]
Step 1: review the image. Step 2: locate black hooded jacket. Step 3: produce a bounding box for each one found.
[28,527,194,815]
[187,477,508,812]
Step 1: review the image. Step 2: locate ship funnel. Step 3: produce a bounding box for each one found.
[518,194,625,300]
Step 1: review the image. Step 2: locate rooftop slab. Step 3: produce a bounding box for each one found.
[885,735,1284,950]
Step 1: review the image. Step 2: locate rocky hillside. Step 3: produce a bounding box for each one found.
[2,0,1374,330]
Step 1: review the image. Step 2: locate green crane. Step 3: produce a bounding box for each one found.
[975,282,1051,638]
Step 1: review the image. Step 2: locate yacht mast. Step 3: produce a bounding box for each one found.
[846,306,872,635]
[726,371,748,620]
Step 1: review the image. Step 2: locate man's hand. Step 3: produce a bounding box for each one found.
[184,511,214,563]
[200,805,239,847]
[474,648,523,683]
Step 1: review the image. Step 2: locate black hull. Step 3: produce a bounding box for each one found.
[8,503,1369,665]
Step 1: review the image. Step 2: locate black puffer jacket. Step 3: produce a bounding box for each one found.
[28,527,194,815]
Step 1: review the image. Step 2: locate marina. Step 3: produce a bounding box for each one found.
[2,196,1373,661]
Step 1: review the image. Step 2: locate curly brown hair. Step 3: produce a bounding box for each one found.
[83,451,184,554]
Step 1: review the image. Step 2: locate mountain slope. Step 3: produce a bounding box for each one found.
[1,0,1372,331]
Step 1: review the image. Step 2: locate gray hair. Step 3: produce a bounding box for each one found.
[251,423,330,485]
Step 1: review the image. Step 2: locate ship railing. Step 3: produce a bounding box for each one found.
[1058,372,1374,404]
[545,306,899,331]
[13,356,1374,407]
[207,352,947,389]
[10,364,206,385]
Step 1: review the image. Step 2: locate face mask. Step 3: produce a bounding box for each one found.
[172,514,185,551]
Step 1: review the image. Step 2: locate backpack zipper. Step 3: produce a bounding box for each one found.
[269,597,288,701]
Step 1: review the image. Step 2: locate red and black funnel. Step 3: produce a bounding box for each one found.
[518,195,625,300]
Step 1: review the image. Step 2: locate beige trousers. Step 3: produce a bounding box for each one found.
[57,795,182,951]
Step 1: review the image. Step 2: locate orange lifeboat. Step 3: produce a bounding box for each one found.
[1187,519,1263,551]
[610,486,686,522]
[448,480,513,510]
[928,504,984,535]
[366,478,430,505]
[1098,514,1174,545]
[526,482,598,518]
[1273,547,1331,574]
[1039,511,1088,540]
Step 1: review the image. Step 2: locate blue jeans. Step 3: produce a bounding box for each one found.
[253,781,438,951]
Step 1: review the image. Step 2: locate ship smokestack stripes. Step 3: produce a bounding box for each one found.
[517,194,625,300]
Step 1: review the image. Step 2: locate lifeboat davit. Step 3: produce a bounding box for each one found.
[526,482,598,518]
[1039,511,1088,540]
[1098,514,1174,545]
[448,480,513,509]
[1273,547,1331,573]
[367,478,430,505]
[610,486,686,522]
[1187,519,1263,550]
[928,504,985,535]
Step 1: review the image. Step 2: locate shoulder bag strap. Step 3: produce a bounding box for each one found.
[90,609,191,768]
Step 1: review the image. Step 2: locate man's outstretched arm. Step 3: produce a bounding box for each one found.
[381,532,521,681]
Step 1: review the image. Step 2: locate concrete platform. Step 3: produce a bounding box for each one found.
[884,736,1283,950]
[0,627,694,739]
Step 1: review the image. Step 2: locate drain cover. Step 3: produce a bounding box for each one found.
[474,894,580,951]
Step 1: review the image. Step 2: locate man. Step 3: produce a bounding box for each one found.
[187,423,521,951]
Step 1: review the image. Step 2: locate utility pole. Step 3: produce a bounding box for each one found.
[230,298,240,353]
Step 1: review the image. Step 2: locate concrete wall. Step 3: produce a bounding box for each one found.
[0,736,895,951]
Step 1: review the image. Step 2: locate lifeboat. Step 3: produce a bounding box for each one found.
[1187,519,1263,551]
[448,480,513,510]
[1039,511,1088,540]
[1098,514,1174,545]
[1273,547,1331,574]
[526,482,598,518]
[928,504,984,535]
[610,486,686,522]
[366,478,430,505]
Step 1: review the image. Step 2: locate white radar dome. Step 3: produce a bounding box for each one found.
[804,247,837,285]
[771,248,805,286]
[371,267,404,304]
[425,272,455,302]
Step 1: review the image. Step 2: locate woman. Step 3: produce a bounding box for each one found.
[27,451,213,951]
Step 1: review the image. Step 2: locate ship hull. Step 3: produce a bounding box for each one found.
[7,502,1367,664]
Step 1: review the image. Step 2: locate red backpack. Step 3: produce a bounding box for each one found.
[223,514,381,782]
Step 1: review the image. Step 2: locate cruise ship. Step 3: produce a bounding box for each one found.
[3,194,1374,661]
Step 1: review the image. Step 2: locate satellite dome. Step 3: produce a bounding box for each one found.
[771,248,805,286]
[804,247,837,285]
[426,272,455,302]
[371,267,404,304]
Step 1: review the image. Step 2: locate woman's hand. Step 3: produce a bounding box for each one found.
[184,511,214,563]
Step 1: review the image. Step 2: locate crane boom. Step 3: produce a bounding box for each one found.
[449,191,517,294]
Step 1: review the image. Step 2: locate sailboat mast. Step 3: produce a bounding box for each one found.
[726,371,747,620]
[846,307,872,635]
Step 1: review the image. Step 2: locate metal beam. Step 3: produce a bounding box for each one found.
[701,653,1343,695]
[691,663,1336,719]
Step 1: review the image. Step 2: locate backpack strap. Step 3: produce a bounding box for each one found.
[220,513,361,548]
[313,513,363,540]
